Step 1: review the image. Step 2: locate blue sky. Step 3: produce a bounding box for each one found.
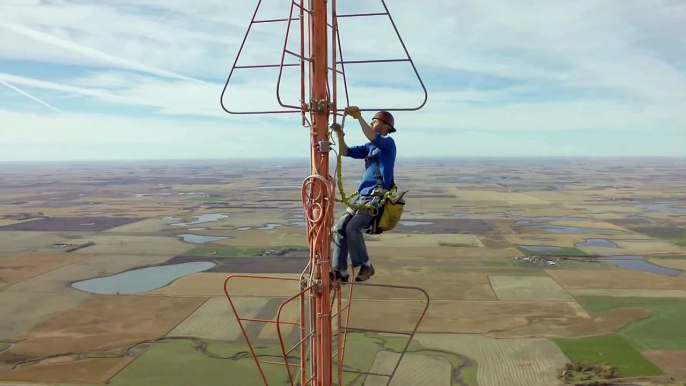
[1,0,685,161]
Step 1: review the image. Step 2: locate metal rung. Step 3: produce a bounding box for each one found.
[240,316,300,326]
[337,12,387,18]
[254,17,299,23]
[259,360,302,367]
[339,58,409,65]
[331,303,350,318]
[285,49,312,61]
[341,326,413,335]
[292,1,311,13]
[343,369,392,377]
[285,330,316,356]
[234,63,299,69]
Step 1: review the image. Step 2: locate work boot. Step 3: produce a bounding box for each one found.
[355,264,375,282]
[330,270,349,283]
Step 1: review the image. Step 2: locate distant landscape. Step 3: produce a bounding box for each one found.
[1,156,686,386]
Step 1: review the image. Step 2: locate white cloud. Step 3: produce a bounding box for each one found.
[0,0,685,160]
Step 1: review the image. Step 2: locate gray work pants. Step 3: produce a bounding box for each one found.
[331,195,380,273]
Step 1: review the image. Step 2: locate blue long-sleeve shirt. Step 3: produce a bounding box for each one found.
[346,133,396,195]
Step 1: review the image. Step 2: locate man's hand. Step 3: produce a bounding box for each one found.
[331,123,344,137]
[345,106,361,119]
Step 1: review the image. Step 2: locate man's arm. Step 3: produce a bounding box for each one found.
[335,131,367,159]
[357,116,376,142]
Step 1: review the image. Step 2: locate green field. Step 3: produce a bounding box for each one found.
[517,246,588,257]
[108,339,282,386]
[577,296,686,350]
[553,296,686,377]
[107,334,475,386]
[553,334,662,377]
[649,253,686,260]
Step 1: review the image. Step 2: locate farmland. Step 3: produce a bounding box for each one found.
[1,157,686,385]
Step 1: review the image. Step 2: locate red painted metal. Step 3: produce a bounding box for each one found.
[221,1,429,384]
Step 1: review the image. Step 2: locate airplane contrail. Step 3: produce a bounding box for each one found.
[1,23,208,85]
[0,79,63,113]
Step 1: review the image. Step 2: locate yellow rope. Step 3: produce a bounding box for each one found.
[329,115,393,212]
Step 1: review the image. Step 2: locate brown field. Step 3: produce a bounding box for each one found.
[453,191,551,205]
[64,235,193,255]
[648,258,686,272]
[0,253,93,285]
[103,216,185,233]
[350,269,497,300]
[170,254,308,274]
[168,297,268,341]
[2,158,686,385]
[344,299,643,337]
[0,292,90,340]
[148,272,302,297]
[367,245,521,259]
[415,334,569,386]
[213,230,308,247]
[394,218,493,234]
[0,217,142,232]
[0,232,69,253]
[0,356,134,384]
[2,295,205,361]
[613,240,684,254]
[367,233,485,248]
[550,220,631,231]
[642,350,686,377]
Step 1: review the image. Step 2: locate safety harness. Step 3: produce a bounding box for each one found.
[330,113,408,234]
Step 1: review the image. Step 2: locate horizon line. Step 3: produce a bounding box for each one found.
[2,155,686,164]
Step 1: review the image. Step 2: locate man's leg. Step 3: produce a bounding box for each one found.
[345,203,377,281]
[331,212,353,281]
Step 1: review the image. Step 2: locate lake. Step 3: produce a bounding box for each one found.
[597,255,681,276]
[72,262,216,294]
[176,234,229,243]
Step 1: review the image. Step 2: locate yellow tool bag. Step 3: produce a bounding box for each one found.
[377,187,408,232]
[367,187,408,235]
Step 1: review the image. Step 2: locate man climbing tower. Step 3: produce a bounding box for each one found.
[330,106,397,282]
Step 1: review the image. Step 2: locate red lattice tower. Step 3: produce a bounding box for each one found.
[220,1,429,385]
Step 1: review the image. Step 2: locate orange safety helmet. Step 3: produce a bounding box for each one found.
[373,110,396,133]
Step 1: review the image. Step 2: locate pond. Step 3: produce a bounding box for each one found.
[171,213,228,227]
[71,262,216,294]
[257,223,281,230]
[575,238,618,248]
[597,255,681,276]
[176,234,229,243]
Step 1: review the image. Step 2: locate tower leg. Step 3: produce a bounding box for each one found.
[306,0,333,384]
